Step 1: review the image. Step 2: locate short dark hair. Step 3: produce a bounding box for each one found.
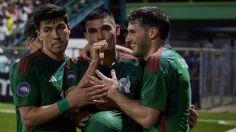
[85,8,115,25]
[24,22,37,41]
[128,6,170,40]
[33,4,69,30]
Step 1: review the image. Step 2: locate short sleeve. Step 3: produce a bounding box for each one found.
[13,66,40,107]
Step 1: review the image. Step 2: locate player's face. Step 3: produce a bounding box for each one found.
[85,17,119,51]
[37,18,70,55]
[126,22,150,58]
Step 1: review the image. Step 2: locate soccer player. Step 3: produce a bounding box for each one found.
[57,8,143,132]
[90,6,193,132]
[9,22,43,132]
[9,4,107,132]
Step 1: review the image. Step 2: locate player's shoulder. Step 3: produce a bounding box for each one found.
[9,61,19,78]
[10,61,19,71]
[18,50,43,73]
[147,47,172,73]
[117,52,139,66]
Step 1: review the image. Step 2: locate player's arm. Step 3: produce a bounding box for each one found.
[75,40,108,88]
[14,62,106,127]
[19,104,62,127]
[89,70,161,128]
[18,84,107,127]
[106,89,160,128]
[115,45,133,55]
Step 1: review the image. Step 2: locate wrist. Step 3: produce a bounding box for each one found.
[56,98,71,113]
[108,88,120,100]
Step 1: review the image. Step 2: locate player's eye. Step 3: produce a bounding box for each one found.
[57,25,66,30]
[88,29,97,34]
[101,25,111,31]
[43,27,51,33]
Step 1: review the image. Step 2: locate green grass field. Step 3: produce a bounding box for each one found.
[0,103,235,132]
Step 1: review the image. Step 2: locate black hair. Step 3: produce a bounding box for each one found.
[128,6,170,40]
[24,22,37,41]
[85,8,114,24]
[33,4,69,30]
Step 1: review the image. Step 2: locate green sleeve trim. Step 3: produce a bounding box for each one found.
[56,98,71,113]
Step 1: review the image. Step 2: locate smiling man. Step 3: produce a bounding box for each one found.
[90,6,192,132]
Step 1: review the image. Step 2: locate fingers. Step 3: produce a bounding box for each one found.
[89,87,108,100]
[91,40,108,52]
[89,75,103,85]
[95,70,107,80]
[86,85,105,92]
[83,53,92,61]
[111,69,117,80]
[189,107,198,119]
[84,85,108,101]
[190,104,196,110]
[81,44,91,61]
[189,107,198,129]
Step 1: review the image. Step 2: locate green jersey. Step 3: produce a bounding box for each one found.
[9,61,21,131]
[62,51,143,132]
[10,50,75,132]
[140,46,191,132]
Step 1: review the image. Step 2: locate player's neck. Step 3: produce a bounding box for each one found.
[144,39,165,60]
[42,49,64,61]
[101,49,116,68]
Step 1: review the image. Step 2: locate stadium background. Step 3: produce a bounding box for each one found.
[0,0,235,131]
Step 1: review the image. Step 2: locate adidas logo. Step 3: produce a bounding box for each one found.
[49,75,57,82]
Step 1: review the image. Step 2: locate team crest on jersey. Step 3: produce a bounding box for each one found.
[17,82,31,97]
[118,76,131,93]
[65,71,77,84]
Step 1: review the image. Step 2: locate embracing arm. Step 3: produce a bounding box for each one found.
[115,45,133,55]
[108,88,160,128]
[18,104,62,127]
[90,70,161,128]
[19,83,107,128]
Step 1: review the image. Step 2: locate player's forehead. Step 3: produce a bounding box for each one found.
[86,17,115,29]
[127,22,142,31]
[39,18,66,29]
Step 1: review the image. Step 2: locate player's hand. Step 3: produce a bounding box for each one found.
[90,40,108,63]
[189,105,198,129]
[66,85,108,107]
[74,111,92,128]
[95,97,117,110]
[89,69,119,98]
[80,43,91,61]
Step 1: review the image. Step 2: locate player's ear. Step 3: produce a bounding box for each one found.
[36,30,43,42]
[116,25,120,36]
[24,40,31,50]
[149,27,159,39]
